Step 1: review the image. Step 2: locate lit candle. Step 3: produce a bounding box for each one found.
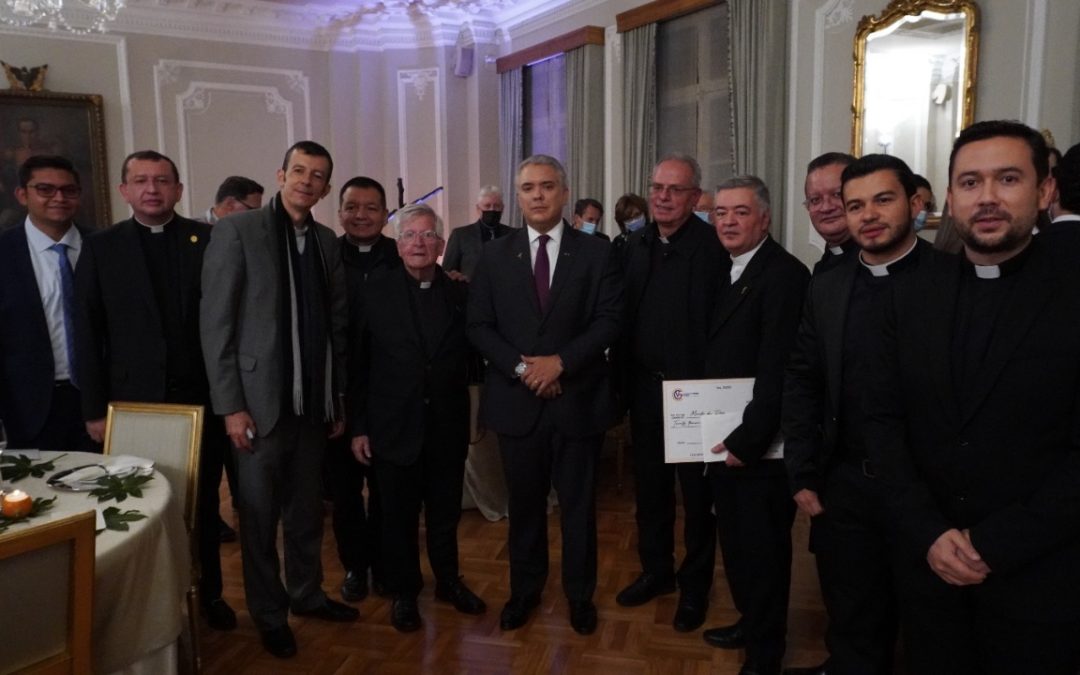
[1,489,32,518]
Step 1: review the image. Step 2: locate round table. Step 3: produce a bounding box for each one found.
[1,450,189,674]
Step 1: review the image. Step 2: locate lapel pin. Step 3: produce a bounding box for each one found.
[190,235,199,243]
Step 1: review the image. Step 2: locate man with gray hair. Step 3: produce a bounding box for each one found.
[616,153,726,633]
[443,184,511,278]
[349,202,484,633]
[468,154,621,635]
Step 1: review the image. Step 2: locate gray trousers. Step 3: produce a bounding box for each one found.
[234,413,328,630]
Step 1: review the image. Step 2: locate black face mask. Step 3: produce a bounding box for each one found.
[480,210,503,227]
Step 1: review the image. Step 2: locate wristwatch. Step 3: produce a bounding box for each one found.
[514,361,527,379]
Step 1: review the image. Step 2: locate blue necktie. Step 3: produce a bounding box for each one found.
[49,243,78,387]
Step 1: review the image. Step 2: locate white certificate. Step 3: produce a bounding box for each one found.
[661,378,784,464]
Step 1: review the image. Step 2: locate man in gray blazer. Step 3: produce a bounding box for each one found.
[200,140,355,659]
[442,184,511,279]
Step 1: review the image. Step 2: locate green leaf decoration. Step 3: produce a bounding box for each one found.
[0,496,57,534]
[88,473,154,504]
[0,454,66,483]
[100,506,147,533]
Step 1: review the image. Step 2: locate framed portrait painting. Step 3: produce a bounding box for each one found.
[0,89,111,231]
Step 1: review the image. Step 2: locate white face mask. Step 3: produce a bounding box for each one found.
[913,209,928,232]
[580,221,597,235]
[694,210,712,223]
[625,215,647,232]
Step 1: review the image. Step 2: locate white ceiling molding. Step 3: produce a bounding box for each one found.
[101,0,573,52]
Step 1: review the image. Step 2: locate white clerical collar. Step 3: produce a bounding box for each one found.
[527,220,564,244]
[860,239,918,277]
[419,281,432,289]
[1051,213,1080,224]
[134,215,173,233]
[294,225,308,236]
[828,245,845,256]
[730,236,768,267]
[974,264,1001,279]
[356,243,372,252]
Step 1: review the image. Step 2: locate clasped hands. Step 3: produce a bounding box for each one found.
[928,528,991,586]
[520,354,563,399]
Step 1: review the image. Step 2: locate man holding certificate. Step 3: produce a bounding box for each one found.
[699,175,809,675]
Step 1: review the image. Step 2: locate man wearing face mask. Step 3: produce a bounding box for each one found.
[694,190,715,225]
[613,193,649,259]
[442,185,511,279]
[572,198,610,240]
[911,174,936,233]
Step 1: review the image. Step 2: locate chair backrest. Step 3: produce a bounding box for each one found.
[103,402,203,532]
[0,511,95,675]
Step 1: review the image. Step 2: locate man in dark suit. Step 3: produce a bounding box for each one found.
[199,175,264,225]
[468,154,621,635]
[865,120,1080,674]
[0,155,94,453]
[571,197,610,240]
[328,176,400,603]
[201,141,356,659]
[616,154,726,632]
[699,176,809,675]
[442,185,511,279]
[804,153,858,276]
[1044,141,1080,234]
[350,203,484,632]
[74,150,237,632]
[782,154,933,675]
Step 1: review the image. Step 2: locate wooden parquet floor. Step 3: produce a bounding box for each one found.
[201,448,829,674]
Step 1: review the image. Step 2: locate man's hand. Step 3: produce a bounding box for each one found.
[521,354,564,393]
[225,411,257,452]
[351,435,372,465]
[328,419,345,439]
[794,488,825,517]
[85,418,106,443]
[537,379,563,399]
[710,442,745,467]
[927,528,990,585]
[446,270,469,283]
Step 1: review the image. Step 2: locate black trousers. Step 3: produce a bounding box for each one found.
[195,413,228,602]
[375,431,465,599]
[498,406,601,603]
[810,462,897,675]
[711,466,794,669]
[324,435,381,580]
[629,370,715,594]
[23,381,98,453]
[894,547,1080,675]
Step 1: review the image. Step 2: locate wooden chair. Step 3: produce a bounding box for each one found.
[0,511,95,675]
[103,401,203,674]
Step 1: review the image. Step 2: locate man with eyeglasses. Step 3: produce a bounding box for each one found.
[0,155,96,453]
[615,154,726,633]
[74,149,238,634]
[328,176,400,604]
[349,203,484,632]
[804,153,857,276]
[200,175,264,224]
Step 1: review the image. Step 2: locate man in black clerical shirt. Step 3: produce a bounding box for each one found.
[350,203,484,633]
[803,153,858,275]
[327,176,400,603]
[616,154,727,632]
[782,154,932,675]
[74,150,237,631]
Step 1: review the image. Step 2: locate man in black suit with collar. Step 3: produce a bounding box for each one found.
[865,120,1080,674]
[443,185,511,279]
[804,152,858,276]
[350,203,484,633]
[616,154,727,632]
[698,176,809,675]
[782,154,933,675]
[73,150,236,631]
[327,176,400,603]
[0,155,94,452]
[468,154,621,635]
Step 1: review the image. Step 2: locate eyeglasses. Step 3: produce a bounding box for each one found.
[399,230,440,242]
[649,183,697,197]
[803,190,843,210]
[27,183,81,199]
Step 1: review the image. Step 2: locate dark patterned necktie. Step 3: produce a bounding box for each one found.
[49,242,78,387]
[534,234,551,312]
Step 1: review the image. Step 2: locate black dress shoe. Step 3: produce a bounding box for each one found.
[782,663,827,675]
[672,592,708,632]
[435,577,486,615]
[341,570,369,603]
[218,518,238,543]
[499,595,540,631]
[260,625,297,659]
[292,598,360,622]
[703,621,747,649]
[202,597,237,631]
[569,600,597,635]
[615,572,677,607]
[391,597,422,633]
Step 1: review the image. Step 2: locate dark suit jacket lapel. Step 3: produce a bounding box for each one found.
[545,223,580,323]
[10,226,51,349]
[509,228,542,318]
[711,238,777,334]
[818,261,856,412]
[117,220,163,328]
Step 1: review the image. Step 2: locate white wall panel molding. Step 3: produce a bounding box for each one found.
[396,67,447,227]
[1019,0,1047,127]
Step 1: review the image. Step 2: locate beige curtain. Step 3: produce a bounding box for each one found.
[566,44,606,232]
[622,23,657,198]
[728,0,790,239]
[499,66,523,228]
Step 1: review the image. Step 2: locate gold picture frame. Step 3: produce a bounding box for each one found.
[0,89,112,230]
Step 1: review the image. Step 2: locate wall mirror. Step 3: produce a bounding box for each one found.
[852,0,979,209]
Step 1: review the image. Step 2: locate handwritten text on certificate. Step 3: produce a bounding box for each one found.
[662,378,756,464]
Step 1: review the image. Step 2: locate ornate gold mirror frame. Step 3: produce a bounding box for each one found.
[852,0,980,159]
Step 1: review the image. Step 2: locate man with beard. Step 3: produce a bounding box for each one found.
[803,153,858,275]
[781,154,933,675]
[443,185,511,279]
[865,120,1080,674]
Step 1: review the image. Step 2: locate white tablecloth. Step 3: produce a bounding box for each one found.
[1,450,188,674]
